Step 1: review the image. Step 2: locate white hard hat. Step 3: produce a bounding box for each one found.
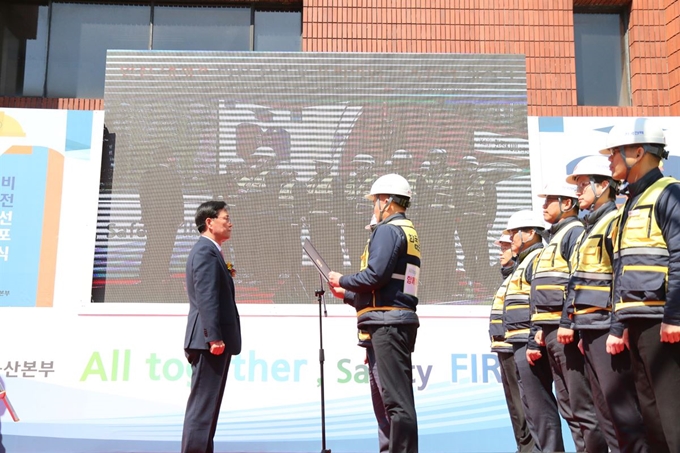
[462,155,479,165]
[352,153,375,165]
[253,146,276,157]
[566,155,613,184]
[365,173,412,200]
[598,118,667,157]
[391,149,413,160]
[503,210,545,234]
[494,233,512,245]
[537,181,578,199]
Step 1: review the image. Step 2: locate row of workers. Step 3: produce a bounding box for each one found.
[489,118,680,453]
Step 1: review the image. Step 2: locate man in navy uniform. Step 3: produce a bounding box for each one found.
[328,174,421,453]
[602,118,680,453]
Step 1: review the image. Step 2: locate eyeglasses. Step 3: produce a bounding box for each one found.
[214,215,232,224]
[575,180,591,192]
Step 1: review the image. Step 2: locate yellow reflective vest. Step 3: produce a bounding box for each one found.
[504,246,543,343]
[490,273,513,353]
[568,207,619,329]
[531,220,582,325]
[612,177,678,318]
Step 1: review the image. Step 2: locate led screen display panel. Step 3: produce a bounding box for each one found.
[97,51,531,303]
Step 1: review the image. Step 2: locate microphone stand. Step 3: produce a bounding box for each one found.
[315,272,331,453]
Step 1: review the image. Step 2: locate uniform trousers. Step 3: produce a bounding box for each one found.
[367,324,419,453]
[512,342,564,452]
[580,329,647,453]
[542,325,606,453]
[367,346,390,453]
[627,318,680,453]
[497,351,535,452]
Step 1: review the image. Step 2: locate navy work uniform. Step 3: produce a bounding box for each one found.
[504,242,566,452]
[530,216,609,453]
[341,212,421,453]
[565,201,647,453]
[489,265,535,452]
[611,170,680,453]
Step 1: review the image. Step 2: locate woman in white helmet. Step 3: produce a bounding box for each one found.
[328,174,421,453]
[561,155,647,453]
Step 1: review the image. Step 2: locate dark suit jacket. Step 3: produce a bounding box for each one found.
[184,236,241,355]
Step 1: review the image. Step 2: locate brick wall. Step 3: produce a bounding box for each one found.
[3,0,679,117]
[303,0,677,117]
[667,0,680,112]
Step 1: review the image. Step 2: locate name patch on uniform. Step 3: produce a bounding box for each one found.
[404,263,420,297]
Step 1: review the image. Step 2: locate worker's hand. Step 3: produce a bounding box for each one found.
[534,329,545,346]
[606,329,629,355]
[329,286,346,299]
[557,327,574,345]
[328,271,343,287]
[660,322,680,343]
[526,348,542,366]
[578,339,584,355]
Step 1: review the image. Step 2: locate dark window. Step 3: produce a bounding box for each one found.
[47,3,150,98]
[0,2,302,99]
[0,4,49,96]
[152,6,251,51]
[254,11,302,51]
[574,10,631,106]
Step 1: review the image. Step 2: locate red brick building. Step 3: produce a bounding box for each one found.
[1,0,678,117]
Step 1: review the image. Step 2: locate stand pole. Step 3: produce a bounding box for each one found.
[315,273,331,453]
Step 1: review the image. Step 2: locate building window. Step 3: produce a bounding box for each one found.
[0,2,302,99]
[152,6,251,51]
[47,3,150,99]
[574,9,631,106]
[254,11,302,51]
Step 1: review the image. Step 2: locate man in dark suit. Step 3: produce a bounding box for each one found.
[181,200,241,453]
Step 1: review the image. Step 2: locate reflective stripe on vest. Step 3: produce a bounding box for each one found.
[612,177,678,315]
[357,217,420,315]
[569,209,619,316]
[503,248,542,342]
[531,221,581,322]
[489,274,512,345]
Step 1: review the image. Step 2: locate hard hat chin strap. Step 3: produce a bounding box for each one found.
[618,146,635,182]
[588,178,609,211]
[377,196,393,223]
[553,196,567,223]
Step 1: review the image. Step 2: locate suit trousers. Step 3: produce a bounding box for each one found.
[512,342,564,452]
[368,324,419,453]
[497,351,535,452]
[580,329,648,453]
[181,350,232,453]
[543,325,606,453]
[367,346,391,453]
[628,318,680,453]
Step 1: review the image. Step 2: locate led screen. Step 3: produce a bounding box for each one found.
[96,51,531,303]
